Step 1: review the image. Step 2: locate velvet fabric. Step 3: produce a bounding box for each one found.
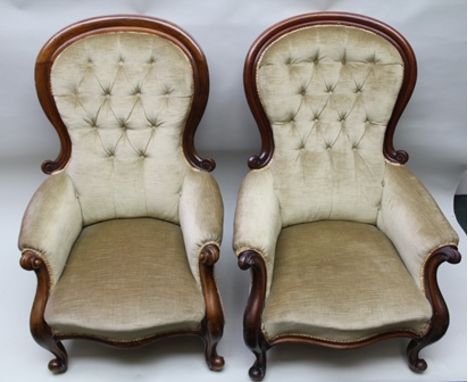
[233,170,282,295]
[262,221,432,342]
[44,218,205,341]
[179,170,224,284]
[18,173,82,285]
[377,164,459,289]
[256,25,403,226]
[51,31,194,225]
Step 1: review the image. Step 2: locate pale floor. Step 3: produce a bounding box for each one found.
[0,152,465,382]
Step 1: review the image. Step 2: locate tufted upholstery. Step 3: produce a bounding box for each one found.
[51,32,194,225]
[256,25,403,226]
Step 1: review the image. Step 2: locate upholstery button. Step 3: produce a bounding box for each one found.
[312,52,320,64]
[312,114,320,122]
[325,85,334,93]
[352,145,358,151]
[367,54,377,64]
[341,52,347,65]
[299,87,307,96]
[338,113,346,122]
[87,117,98,128]
[148,56,156,64]
[354,86,363,93]
[326,144,331,150]
[381,180,385,187]
[148,118,160,128]
[298,142,305,150]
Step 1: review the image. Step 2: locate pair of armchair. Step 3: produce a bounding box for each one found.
[19,13,460,380]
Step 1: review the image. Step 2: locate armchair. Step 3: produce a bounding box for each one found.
[19,15,224,373]
[234,12,461,381]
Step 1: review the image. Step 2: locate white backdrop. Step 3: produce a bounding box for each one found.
[0,1,466,381]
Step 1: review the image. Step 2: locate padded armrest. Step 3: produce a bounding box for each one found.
[179,170,224,285]
[377,164,459,289]
[233,169,282,295]
[18,172,83,286]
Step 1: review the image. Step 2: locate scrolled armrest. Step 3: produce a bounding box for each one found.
[18,172,83,286]
[179,170,224,285]
[233,169,282,295]
[377,164,459,289]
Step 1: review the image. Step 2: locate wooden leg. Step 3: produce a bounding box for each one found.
[407,246,461,372]
[199,244,225,371]
[238,250,269,381]
[20,250,68,373]
[202,324,224,371]
[249,348,267,381]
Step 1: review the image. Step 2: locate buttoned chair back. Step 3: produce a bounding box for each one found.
[37,17,211,225]
[245,15,415,226]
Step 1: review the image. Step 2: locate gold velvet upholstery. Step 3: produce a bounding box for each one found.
[45,219,204,341]
[263,221,432,342]
[51,32,194,226]
[19,172,82,285]
[257,25,403,226]
[233,22,458,343]
[19,27,223,344]
[377,164,459,289]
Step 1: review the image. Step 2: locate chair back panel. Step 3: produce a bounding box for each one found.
[51,31,193,224]
[255,24,405,225]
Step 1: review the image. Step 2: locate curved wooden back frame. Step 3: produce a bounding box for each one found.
[35,15,215,174]
[244,11,416,169]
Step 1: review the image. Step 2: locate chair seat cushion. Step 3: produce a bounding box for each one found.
[44,218,205,341]
[263,221,432,343]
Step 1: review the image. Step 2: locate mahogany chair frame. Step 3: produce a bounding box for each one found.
[239,12,461,381]
[21,15,224,374]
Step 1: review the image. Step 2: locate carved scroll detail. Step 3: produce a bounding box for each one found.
[407,245,461,372]
[20,250,68,373]
[238,250,269,381]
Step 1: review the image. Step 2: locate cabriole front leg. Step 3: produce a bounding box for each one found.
[199,244,225,371]
[238,250,269,381]
[20,250,68,374]
[407,245,461,372]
